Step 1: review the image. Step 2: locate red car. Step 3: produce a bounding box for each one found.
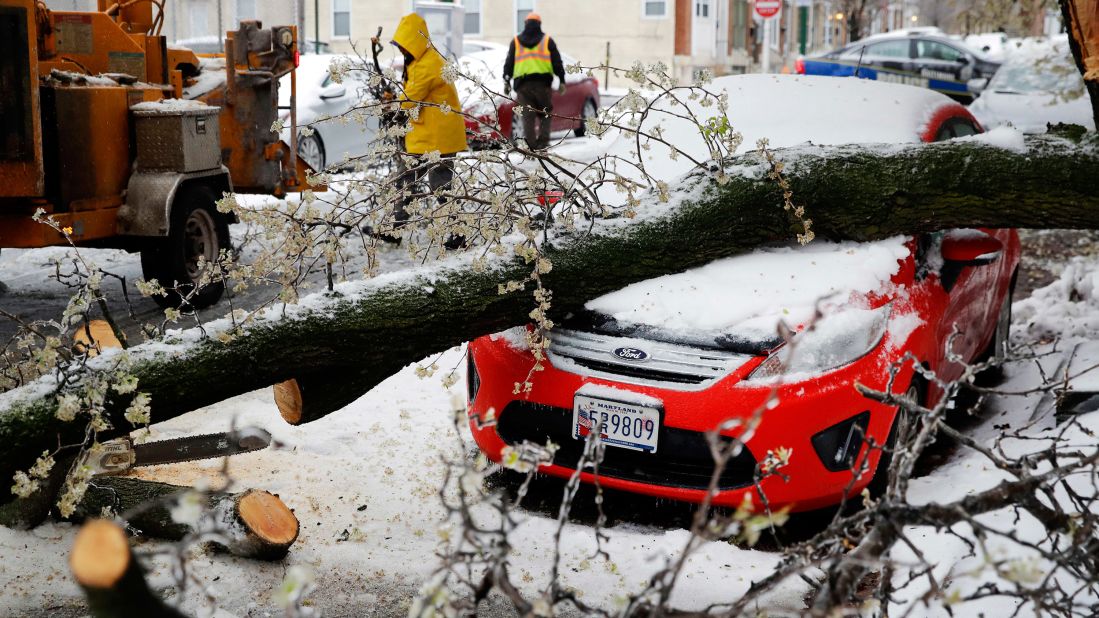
[466,76,1020,512]
[458,49,600,144]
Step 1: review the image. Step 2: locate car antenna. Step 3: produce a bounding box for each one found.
[854,45,867,79]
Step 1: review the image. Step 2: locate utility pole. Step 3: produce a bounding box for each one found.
[314,0,320,53]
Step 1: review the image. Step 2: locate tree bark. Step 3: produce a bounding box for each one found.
[70,519,189,618]
[2,134,1099,517]
[73,477,300,560]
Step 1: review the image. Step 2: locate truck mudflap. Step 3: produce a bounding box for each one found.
[117,166,233,237]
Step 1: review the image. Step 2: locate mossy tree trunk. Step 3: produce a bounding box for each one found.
[2,134,1099,520]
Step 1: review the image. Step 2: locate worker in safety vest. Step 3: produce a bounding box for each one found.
[503,13,567,150]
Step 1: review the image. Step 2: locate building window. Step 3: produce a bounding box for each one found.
[515,0,534,31]
[465,0,482,34]
[642,0,667,18]
[696,0,709,18]
[189,0,209,37]
[333,0,351,38]
[732,0,747,49]
[236,0,255,21]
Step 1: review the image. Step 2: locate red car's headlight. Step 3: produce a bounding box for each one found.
[747,303,893,381]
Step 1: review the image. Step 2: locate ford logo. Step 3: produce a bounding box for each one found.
[613,347,649,361]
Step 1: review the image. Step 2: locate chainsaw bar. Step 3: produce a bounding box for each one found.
[133,427,272,467]
[86,427,272,475]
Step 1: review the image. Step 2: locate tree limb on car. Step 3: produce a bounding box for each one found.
[2,132,1098,523]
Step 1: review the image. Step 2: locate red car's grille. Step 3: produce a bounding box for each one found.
[496,402,758,490]
[548,329,752,387]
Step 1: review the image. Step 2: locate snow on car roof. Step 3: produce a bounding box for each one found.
[598,74,957,190]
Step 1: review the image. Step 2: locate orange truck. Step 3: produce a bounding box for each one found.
[0,0,313,308]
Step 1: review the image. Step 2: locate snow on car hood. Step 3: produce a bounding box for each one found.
[583,236,910,345]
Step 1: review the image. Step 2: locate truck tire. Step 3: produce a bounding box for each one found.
[140,185,230,310]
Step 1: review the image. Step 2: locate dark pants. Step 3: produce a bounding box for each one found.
[394,154,455,226]
[515,80,553,150]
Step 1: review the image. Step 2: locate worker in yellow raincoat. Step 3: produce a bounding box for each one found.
[386,13,468,248]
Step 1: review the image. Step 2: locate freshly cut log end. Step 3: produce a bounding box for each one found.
[238,490,299,546]
[69,519,187,618]
[273,379,303,424]
[70,519,130,590]
[273,371,379,425]
[73,320,123,357]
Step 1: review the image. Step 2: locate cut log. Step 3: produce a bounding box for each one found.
[273,372,372,425]
[3,134,1099,517]
[74,476,300,560]
[73,320,124,357]
[70,519,188,618]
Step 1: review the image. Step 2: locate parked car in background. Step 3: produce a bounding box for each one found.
[964,32,1012,62]
[467,75,1019,512]
[459,49,600,145]
[797,32,1001,103]
[462,39,507,55]
[969,35,1095,134]
[279,54,379,171]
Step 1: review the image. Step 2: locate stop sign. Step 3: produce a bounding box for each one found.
[754,0,781,19]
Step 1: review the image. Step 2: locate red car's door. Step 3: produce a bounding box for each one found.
[550,79,585,132]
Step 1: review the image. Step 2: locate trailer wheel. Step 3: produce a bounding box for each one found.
[141,185,230,310]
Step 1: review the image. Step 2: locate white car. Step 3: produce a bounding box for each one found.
[970,35,1095,134]
[461,39,506,55]
[963,32,1012,62]
[279,54,380,171]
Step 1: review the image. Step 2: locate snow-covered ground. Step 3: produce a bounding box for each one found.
[3,245,1099,616]
[1,74,1095,615]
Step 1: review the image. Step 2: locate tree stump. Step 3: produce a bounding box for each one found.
[76,477,300,560]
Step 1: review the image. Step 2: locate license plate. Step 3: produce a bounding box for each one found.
[572,394,660,453]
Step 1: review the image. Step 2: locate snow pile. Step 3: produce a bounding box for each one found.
[1014,256,1099,341]
[961,125,1027,153]
[585,237,910,338]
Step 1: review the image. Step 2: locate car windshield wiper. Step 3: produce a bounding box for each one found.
[561,310,780,355]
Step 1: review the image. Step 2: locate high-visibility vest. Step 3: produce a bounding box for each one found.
[513,35,553,78]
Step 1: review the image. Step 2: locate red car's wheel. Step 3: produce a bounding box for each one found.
[574,98,597,137]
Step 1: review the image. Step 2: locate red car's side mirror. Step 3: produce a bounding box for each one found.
[941,229,1004,266]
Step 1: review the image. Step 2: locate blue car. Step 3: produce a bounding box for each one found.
[796,33,1001,103]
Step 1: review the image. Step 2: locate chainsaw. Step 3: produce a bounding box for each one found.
[82,426,273,475]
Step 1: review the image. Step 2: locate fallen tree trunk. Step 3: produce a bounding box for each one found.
[74,477,300,560]
[2,133,1099,516]
[70,519,188,618]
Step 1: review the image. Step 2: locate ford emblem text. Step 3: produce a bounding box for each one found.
[613,347,649,361]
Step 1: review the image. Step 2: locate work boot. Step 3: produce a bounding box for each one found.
[362,225,402,245]
[443,234,467,251]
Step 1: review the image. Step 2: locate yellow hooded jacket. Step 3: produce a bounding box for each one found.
[392,13,468,155]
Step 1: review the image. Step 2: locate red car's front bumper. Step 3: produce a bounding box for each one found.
[467,329,915,513]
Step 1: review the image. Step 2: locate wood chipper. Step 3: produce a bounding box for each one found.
[0,0,315,308]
